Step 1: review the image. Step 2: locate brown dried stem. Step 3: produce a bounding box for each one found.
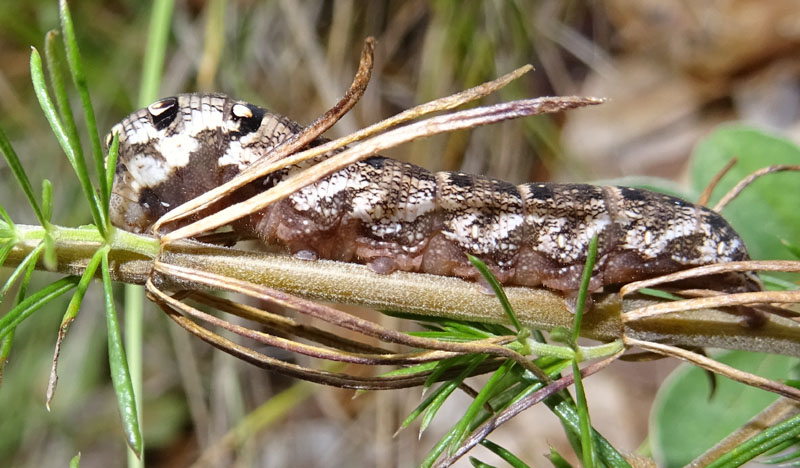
[151,37,376,234]
[153,61,535,235]
[161,95,604,242]
[152,260,551,381]
[713,164,800,212]
[698,157,737,207]
[624,337,800,400]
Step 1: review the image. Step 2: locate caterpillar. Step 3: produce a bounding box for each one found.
[107,93,756,292]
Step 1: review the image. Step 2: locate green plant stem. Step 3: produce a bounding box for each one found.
[4,223,800,357]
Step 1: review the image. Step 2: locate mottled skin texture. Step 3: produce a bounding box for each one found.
[108,93,755,292]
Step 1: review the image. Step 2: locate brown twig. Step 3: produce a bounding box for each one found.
[624,337,800,400]
[697,157,737,207]
[713,164,800,212]
[153,260,552,381]
[160,96,604,243]
[153,61,534,236]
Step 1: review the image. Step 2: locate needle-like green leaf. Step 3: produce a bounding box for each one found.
[0,127,46,226]
[0,277,79,341]
[59,0,106,214]
[29,47,106,237]
[100,250,143,457]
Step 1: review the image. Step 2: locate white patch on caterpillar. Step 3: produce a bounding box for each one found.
[128,154,173,187]
[154,133,199,172]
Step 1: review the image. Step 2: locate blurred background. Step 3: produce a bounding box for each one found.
[1,1,800,466]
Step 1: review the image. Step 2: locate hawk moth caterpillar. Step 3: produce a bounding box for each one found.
[107,93,757,293]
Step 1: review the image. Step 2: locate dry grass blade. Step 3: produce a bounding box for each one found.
[713,164,800,212]
[619,259,800,297]
[153,277,511,389]
[161,95,604,243]
[697,157,737,207]
[152,61,533,235]
[152,260,552,380]
[146,283,459,365]
[624,337,800,400]
[623,290,800,322]
[186,291,390,354]
[151,37,375,233]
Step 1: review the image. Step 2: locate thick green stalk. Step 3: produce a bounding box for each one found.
[5,223,799,357]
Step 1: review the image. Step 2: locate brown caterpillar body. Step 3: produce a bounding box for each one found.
[108,94,755,292]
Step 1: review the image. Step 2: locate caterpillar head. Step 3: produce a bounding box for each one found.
[105,93,301,233]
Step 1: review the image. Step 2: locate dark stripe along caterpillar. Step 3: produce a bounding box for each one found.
[108,93,756,293]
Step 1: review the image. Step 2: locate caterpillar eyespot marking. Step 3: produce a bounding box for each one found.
[107,93,758,293]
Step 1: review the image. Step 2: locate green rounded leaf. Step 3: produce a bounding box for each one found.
[690,125,800,261]
[650,351,799,467]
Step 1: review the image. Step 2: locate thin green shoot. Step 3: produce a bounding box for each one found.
[571,234,598,344]
[468,457,497,468]
[1,242,45,298]
[467,254,523,333]
[59,0,107,212]
[30,48,106,237]
[138,0,175,105]
[547,447,574,468]
[101,249,142,457]
[0,127,47,227]
[0,202,15,229]
[41,179,53,223]
[705,411,800,468]
[546,398,631,467]
[420,356,487,436]
[104,132,120,217]
[569,234,599,466]
[47,247,106,407]
[0,277,79,341]
[449,359,515,454]
[479,439,531,468]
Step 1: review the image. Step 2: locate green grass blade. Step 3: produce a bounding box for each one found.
[0,329,14,385]
[705,412,800,468]
[449,360,514,454]
[41,179,53,222]
[572,360,597,467]
[468,457,497,468]
[0,243,14,270]
[467,254,522,332]
[547,447,574,468]
[42,231,57,271]
[1,242,44,298]
[0,202,15,229]
[479,439,531,468]
[138,0,175,105]
[101,250,142,456]
[0,277,79,341]
[104,131,120,216]
[421,356,487,435]
[0,126,46,226]
[30,47,106,237]
[547,398,631,467]
[44,29,89,200]
[59,0,106,213]
[45,246,104,407]
[571,235,598,344]
[398,382,451,431]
